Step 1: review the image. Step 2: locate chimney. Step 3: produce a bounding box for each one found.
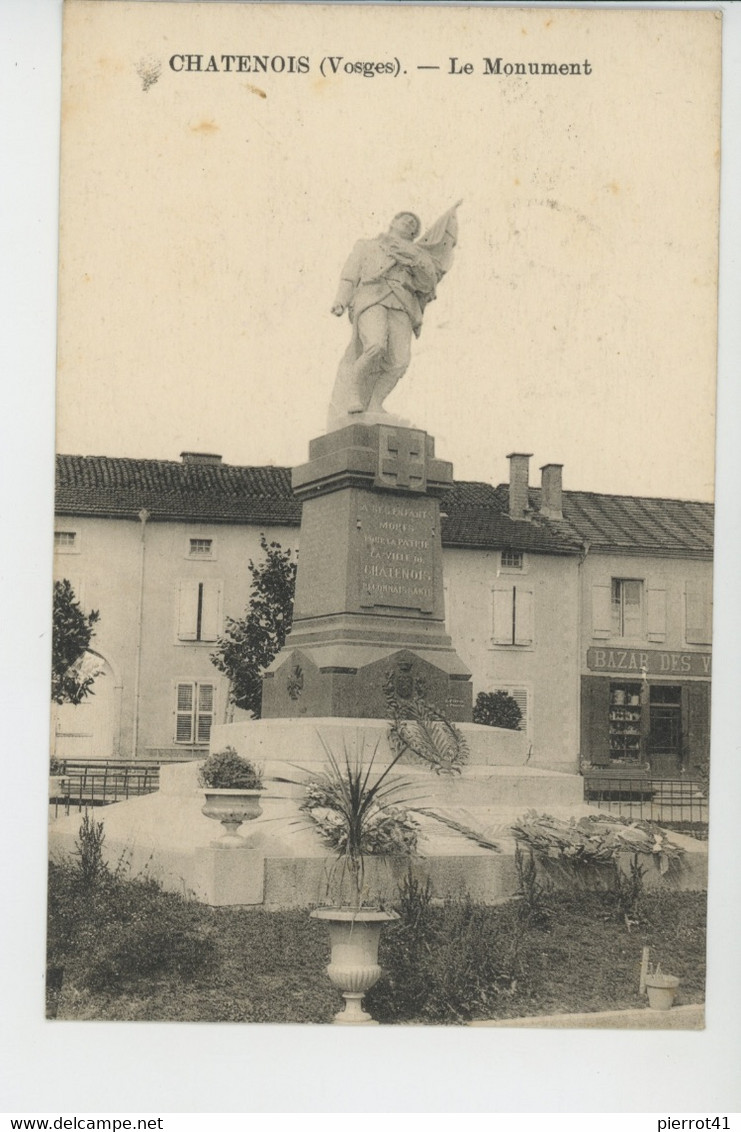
[507,453,532,520]
[540,463,563,520]
[180,452,223,465]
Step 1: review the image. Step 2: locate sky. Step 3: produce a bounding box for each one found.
[53,1,720,501]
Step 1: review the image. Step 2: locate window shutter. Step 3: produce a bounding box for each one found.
[514,587,534,646]
[581,676,611,766]
[647,587,667,643]
[175,683,194,742]
[178,580,199,640]
[685,583,711,645]
[200,581,223,642]
[501,686,528,731]
[196,684,214,744]
[492,587,514,645]
[591,584,612,639]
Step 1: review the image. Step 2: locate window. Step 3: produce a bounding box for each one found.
[611,579,643,638]
[608,681,642,762]
[177,580,223,642]
[54,530,78,552]
[649,685,682,754]
[500,550,524,570]
[492,585,534,646]
[592,579,665,641]
[175,682,214,745]
[188,537,214,559]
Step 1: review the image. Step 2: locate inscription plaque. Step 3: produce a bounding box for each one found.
[357,495,436,613]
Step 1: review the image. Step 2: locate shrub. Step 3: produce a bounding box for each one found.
[52,579,101,704]
[367,876,526,1024]
[364,870,435,1020]
[211,535,297,718]
[198,747,263,790]
[47,817,217,1000]
[514,846,552,930]
[613,854,647,927]
[74,811,108,889]
[473,690,522,730]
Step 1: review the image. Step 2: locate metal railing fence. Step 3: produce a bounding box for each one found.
[584,775,709,836]
[50,760,161,817]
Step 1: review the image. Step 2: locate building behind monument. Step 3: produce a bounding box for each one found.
[52,450,712,780]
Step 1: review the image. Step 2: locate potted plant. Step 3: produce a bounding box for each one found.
[303,736,416,1025]
[296,681,469,1025]
[198,746,264,848]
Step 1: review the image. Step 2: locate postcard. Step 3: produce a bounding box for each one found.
[12,0,739,1114]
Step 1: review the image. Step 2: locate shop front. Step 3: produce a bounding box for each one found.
[581,647,711,778]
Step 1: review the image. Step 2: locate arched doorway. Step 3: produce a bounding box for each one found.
[51,652,118,761]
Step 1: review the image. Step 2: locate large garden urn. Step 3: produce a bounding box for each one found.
[311,908,398,1025]
[198,747,265,848]
[201,788,263,847]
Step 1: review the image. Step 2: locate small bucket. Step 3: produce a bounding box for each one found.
[646,974,680,1011]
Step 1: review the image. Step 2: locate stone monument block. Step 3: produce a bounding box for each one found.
[262,423,472,721]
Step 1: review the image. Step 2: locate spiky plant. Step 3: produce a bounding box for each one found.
[298,733,424,907]
[277,683,470,907]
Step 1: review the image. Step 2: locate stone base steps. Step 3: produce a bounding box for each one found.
[47,759,708,907]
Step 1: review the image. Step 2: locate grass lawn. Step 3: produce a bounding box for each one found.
[47,857,706,1025]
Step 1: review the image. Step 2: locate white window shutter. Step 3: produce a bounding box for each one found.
[200,581,223,642]
[647,587,667,642]
[514,587,534,646]
[196,684,215,743]
[685,582,711,645]
[175,682,194,742]
[592,583,612,639]
[178,580,199,640]
[492,587,514,645]
[508,687,528,732]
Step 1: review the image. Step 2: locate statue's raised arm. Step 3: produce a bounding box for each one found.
[327,203,462,431]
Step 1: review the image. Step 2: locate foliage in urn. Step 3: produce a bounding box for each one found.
[297,735,420,907]
[51,579,101,705]
[211,535,297,718]
[473,690,523,731]
[301,774,420,859]
[198,747,263,790]
[294,684,469,907]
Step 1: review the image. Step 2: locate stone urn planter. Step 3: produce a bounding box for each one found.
[645,970,680,1011]
[311,908,399,1025]
[201,788,263,847]
[198,747,264,848]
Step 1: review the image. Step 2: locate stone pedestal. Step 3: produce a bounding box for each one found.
[262,423,472,721]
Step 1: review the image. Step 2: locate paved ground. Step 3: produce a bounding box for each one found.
[471,1003,704,1029]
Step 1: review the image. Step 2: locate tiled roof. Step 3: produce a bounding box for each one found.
[55,455,713,558]
[441,482,583,555]
[55,455,302,527]
[492,484,713,559]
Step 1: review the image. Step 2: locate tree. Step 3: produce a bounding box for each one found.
[211,535,297,718]
[472,690,523,731]
[52,579,101,704]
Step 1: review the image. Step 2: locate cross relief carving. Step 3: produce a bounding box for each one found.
[375,426,427,492]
